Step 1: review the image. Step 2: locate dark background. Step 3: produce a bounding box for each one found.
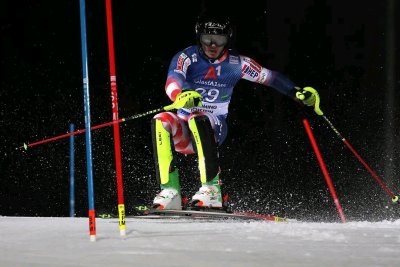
[1,0,399,222]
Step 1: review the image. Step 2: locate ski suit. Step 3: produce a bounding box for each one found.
[154,45,296,154]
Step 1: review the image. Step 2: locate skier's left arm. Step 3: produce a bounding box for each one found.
[240,56,320,112]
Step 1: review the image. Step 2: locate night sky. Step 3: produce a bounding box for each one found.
[1,0,399,221]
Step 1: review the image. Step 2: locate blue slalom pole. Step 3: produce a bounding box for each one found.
[69,123,75,217]
[79,0,96,241]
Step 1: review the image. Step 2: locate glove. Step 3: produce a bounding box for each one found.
[164,90,203,111]
[294,86,323,115]
[295,86,316,106]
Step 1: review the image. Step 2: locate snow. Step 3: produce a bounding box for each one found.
[0,216,399,266]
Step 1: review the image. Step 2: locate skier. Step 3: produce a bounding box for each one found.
[151,14,320,210]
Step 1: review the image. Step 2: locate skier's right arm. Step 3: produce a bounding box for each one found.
[164,51,191,102]
[163,50,202,111]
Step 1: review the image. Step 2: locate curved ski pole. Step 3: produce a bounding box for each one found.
[320,114,399,204]
[298,89,399,204]
[18,106,173,151]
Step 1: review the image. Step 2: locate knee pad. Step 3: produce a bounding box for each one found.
[188,115,219,184]
[151,119,174,186]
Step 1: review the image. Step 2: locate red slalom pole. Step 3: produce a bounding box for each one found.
[105,0,126,236]
[302,118,346,223]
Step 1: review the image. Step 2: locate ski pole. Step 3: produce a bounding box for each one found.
[18,92,202,151]
[321,114,399,204]
[298,87,399,204]
[17,107,166,151]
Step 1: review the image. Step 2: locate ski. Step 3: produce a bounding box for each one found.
[98,205,292,222]
[143,209,289,222]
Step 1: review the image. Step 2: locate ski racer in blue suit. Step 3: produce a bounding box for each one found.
[151,14,320,210]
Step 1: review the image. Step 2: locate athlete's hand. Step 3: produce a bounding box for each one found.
[294,86,323,115]
[295,87,316,106]
[164,90,203,111]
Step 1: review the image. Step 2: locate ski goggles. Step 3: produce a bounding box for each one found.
[200,34,228,47]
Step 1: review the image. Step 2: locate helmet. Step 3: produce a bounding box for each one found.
[195,15,233,45]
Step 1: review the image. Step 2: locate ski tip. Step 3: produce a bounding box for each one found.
[23,143,28,151]
[273,216,289,222]
[98,213,115,219]
[232,212,292,222]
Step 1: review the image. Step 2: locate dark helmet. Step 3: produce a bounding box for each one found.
[195,15,233,45]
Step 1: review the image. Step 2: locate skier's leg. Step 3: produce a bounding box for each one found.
[151,112,194,210]
[188,113,228,208]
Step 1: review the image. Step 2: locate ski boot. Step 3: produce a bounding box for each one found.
[153,169,182,210]
[153,188,182,210]
[191,175,225,210]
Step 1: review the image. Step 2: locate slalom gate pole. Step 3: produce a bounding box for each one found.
[105,0,126,236]
[69,123,75,217]
[302,118,346,223]
[79,0,97,241]
[18,107,164,151]
[321,115,399,204]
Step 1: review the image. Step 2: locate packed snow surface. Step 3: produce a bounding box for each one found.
[0,216,399,267]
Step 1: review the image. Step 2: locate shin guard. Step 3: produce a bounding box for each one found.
[151,119,180,192]
[188,116,219,184]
